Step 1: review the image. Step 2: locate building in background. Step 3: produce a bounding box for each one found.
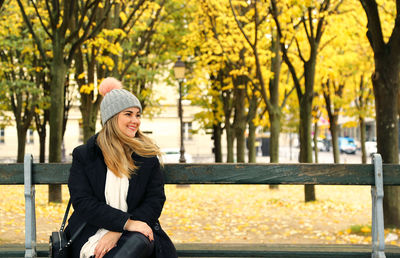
[0,82,378,163]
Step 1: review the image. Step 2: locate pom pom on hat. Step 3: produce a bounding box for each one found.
[99,77,122,96]
[99,77,142,125]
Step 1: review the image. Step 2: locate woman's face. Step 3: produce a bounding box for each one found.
[117,107,141,138]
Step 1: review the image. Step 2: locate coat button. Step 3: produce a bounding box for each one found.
[154,224,160,231]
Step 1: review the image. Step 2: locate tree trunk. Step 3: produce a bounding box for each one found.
[269,110,280,164]
[373,60,400,226]
[330,117,340,164]
[247,95,258,163]
[222,85,234,163]
[12,92,36,163]
[16,127,28,163]
[360,117,367,164]
[82,110,96,142]
[313,122,319,163]
[268,31,282,189]
[34,105,49,163]
[359,0,400,227]
[76,48,102,143]
[234,87,246,163]
[269,110,280,189]
[48,35,67,203]
[226,124,234,163]
[299,102,313,163]
[211,71,224,163]
[80,92,101,143]
[39,131,46,163]
[398,91,400,119]
[299,94,315,202]
[268,29,281,164]
[304,186,316,202]
[34,73,50,164]
[248,119,256,163]
[235,126,245,163]
[324,80,341,164]
[213,123,222,163]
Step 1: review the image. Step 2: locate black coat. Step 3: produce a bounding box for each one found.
[65,135,177,258]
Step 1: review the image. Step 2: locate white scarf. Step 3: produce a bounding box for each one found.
[80,168,129,258]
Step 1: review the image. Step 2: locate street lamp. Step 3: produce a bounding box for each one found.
[174,57,186,163]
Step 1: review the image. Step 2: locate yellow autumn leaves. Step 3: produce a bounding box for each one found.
[1,184,399,246]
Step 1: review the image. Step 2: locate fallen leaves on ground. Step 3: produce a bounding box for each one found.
[0,184,398,246]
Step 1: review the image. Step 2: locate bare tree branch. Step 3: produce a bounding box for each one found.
[65,0,95,43]
[119,0,165,78]
[121,0,147,30]
[45,0,54,28]
[280,85,296,109]
[319,35,336,52]
[254,0,258,47]
[359,0,385,53]
[315,0,330,44]
[301,16,311,44]
[205,10,241,72]
[67,0,112,66]
[328,0,344,15]
[295,38,306,63]
[229,0,254,50]
[270,0,303,99]
[16,0,48,66]
[31,1,53,39]
[307,7,314,42]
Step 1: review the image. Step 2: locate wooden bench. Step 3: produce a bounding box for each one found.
[1,153,400,257]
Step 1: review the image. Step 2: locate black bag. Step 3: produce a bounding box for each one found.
[49,231,69,258]
[49,200,86,258]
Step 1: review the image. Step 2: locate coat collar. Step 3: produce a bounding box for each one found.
[86,134,104,160]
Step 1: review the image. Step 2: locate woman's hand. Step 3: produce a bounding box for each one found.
[94,231,122,258]
[124,219,154,241]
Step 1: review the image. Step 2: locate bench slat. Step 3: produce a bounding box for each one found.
[2,163,400,185]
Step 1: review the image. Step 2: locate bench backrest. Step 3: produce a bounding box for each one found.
[1,161,400,185]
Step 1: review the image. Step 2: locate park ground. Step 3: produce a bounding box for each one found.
[1,184,400,246]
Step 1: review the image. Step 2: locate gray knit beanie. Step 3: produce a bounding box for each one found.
[99,77,142,125]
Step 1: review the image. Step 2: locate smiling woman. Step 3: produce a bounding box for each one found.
[65,77,178,258]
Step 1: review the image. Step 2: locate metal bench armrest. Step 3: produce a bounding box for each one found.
[372,153,385,258]
[24,154,37,258]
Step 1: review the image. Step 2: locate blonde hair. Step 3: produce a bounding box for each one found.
[97,115,162,178]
